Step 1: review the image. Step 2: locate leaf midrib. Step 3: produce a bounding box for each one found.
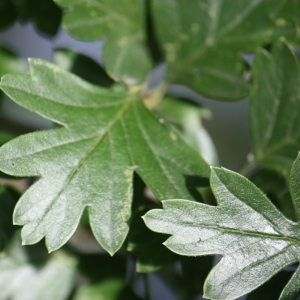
[20,99,136,226]
[0,82,129,110]
[133,103,186,199]
[169,0,268,76]
[74,0,139,33]
[166,219,300,244]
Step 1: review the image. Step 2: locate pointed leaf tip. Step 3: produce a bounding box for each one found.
[0,59,209,254]
[144,164,300,299]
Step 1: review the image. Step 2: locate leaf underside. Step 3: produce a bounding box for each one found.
[144,165,300,299]
[0,233,76,300]
[0,59,209,255]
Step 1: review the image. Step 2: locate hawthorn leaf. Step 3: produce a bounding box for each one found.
[151,0,294,100]
[0,44,24,103]
[0,59,209,255]
[0,233,76,300]
[74,279,143,300]
[155,96,218,166]
[247,270,294,300]
[0,45,24,76]
[290,153,300,221]
[55,0,151,85]
[249,169,295,221]
[279,265,300,300]
[144,167,300,300]
[278,0,300,47]
[250,41,300,178]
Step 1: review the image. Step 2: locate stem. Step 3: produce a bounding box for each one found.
[142,81,169,110]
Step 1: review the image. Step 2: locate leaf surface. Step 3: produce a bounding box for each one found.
[0,234,76,300]
[152,0,294,100]
[278,0,300,47]
[0,59,209,255]
[155,96,218,166]
[56,0,151,85]
[0,45,24,76]
[144,166,300,299]
[74,279,143,300]
[279,265,300,300]
[250,41,300,178]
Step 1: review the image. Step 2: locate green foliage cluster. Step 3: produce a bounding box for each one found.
[0,0,300,299]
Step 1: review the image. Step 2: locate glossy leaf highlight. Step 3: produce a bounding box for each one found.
[0,59,209,255]
[144,166,300,299]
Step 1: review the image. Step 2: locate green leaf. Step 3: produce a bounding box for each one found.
[279,265,300,300]
[155,96,218,166]
[55,0,151,85]
[0,45,23,76]
[249,169,295,221]
[250,41,300,178]
[0,59,209,255]
[74,279,143,300]
[0,233,76,300]
[151,0,294,100]
[278,0,300,47]
[53,48,114,87]
[0,131,15,146]
[144,167,300,300]
[0,44,24,104]
[247,269,294,300]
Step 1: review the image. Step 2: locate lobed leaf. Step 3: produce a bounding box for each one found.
[144,166,300,299]
[250,41,300,178]
[0,59,209,255]
[279,265,300,300]
[278,0,300,47]
[0,234,76,300]
[55,0,151,85]
[151,0,295,100]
